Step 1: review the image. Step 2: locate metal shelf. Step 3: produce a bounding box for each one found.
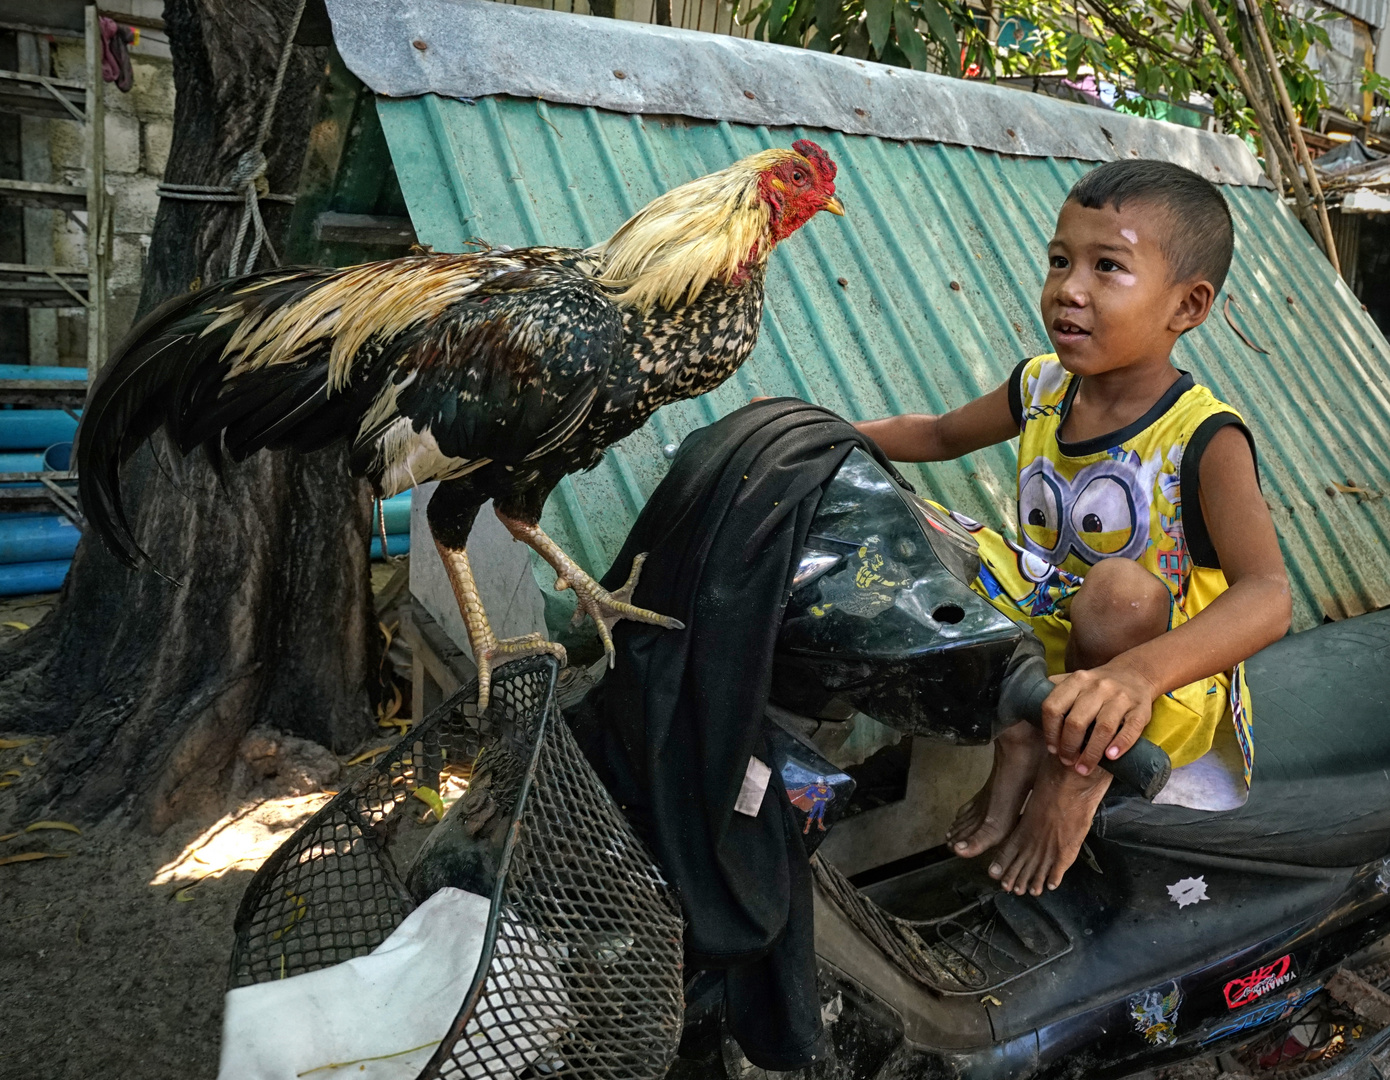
[0,69,85,121]
[0,473,82,524]
[0,380,87,408]
[0,8,110,522]
[0,177,89,211]
[0,5,108,378]
[0,263,89,309]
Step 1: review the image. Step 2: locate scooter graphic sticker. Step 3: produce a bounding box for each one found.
[780,760,852,836]
[1224,955,1296,1010]
[787,778,835,834]
[1130,981,1182,1046]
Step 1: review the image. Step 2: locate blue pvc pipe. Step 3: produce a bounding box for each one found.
[0,452,44,472]
[381,492,411,534]
[0,514,81,564]
[0,559,70,596]
[43,441,72,471]
[0,365,87,381]
[370,533,411,560]
[0,411,79,450]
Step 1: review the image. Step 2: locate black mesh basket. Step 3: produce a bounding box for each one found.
[229,656,685,1080]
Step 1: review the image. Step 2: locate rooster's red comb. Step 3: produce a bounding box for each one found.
[792,139,836,181]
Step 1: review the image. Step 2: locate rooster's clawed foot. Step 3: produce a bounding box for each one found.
[563,553,685,667]
[472,632,568,713]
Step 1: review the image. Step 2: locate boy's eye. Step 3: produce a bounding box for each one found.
[1097,258,1120,272]
[1049,255,1068,269]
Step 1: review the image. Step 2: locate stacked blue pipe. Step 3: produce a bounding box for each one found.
[372,491,412,559]
[0,365,84,597]
[0,364,410,590]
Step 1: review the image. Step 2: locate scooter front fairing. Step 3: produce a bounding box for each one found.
[771,447,1027,745]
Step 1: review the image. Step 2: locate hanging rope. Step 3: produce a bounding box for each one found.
[376,496,390,560]
[155,0,309,277]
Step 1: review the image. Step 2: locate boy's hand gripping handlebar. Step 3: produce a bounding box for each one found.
[996,652,1172,801]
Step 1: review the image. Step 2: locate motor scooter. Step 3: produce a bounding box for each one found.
[227,445,1390,1080]
[673,447,1390,1080]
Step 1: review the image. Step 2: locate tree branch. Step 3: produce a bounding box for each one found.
[1247,0,1341,275]
[1192,0,1320,245]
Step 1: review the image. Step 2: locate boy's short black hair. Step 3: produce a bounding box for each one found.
[1067,159,1234,293]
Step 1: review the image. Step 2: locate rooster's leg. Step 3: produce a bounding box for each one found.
[433,539,567,710]
[494,511,685,668]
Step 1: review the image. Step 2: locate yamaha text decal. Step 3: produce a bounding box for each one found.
[1224,955,1297,1010]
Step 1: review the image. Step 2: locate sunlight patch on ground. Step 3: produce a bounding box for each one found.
[149,792,334,887]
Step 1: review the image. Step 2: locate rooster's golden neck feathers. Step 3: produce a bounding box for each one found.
[590,148,807,314]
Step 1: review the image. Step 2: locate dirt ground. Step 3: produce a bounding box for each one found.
[0,571,409,1080]
[0,782,331,1080]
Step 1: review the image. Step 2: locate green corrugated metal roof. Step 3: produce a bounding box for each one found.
[377,92,1390,632]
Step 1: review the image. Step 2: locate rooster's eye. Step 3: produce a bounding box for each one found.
[791,170,805,184]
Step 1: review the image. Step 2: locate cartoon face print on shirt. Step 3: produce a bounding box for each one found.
[1018,449,1163,566]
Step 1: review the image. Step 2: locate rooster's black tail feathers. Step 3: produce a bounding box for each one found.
[75,270,341,570]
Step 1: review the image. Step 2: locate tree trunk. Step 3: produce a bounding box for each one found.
[0,0,380,832]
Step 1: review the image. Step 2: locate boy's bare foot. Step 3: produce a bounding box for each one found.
[946,723,1046,859]
[987,753,1112,895]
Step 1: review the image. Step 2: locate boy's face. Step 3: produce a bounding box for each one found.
[1041,198,1214,375]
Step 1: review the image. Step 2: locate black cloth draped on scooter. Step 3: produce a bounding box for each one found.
[579,398,908,1070]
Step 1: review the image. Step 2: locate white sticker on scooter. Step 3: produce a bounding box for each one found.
[1167,875,1209,908]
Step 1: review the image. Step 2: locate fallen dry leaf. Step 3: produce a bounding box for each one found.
[413,786,445,821]
[1222,295,1269,355]
[0,738,33,750]
[1330,480,1383,502]
[1,769,20,777]
[174,885,199,902]
[2,621,29,631]
[345,745,393,766]
[0,851,70,867]
[20,754,36,767]
[26,820,81,835]
[271,891,308,942]
[0,832,17,842]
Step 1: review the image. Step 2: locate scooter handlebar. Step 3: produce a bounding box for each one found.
[998,655,1172,801]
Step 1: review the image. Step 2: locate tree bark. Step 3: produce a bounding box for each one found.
[0,0,380,832]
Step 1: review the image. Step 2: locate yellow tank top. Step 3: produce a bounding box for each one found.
[1009,354,1253,623]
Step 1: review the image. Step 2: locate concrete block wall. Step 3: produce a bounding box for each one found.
[22,3,172,367]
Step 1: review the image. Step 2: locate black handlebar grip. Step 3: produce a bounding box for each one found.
[999,656,1172,801]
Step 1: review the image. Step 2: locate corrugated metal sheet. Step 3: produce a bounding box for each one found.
[1323,0,1387,28]
[376,95,1390,634]
[329,0,1267,188]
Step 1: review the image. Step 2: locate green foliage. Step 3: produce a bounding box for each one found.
[736,0,1374,138]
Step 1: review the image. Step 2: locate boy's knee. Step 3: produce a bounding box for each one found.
[1068,559,1169,666]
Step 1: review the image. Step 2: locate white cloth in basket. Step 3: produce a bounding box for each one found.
[219,887,489,1080]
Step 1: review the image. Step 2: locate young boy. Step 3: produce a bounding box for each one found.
[856,159,1291,897]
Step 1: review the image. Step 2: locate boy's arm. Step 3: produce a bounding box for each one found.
[854,381,1019,462]
[1044,425,1291,774]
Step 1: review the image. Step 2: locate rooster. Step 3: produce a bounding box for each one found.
[77,140,843,706]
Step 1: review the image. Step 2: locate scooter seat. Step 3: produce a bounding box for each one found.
[1095,607,1390,867]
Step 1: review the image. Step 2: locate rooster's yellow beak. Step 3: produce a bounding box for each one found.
[823,196,846,216]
